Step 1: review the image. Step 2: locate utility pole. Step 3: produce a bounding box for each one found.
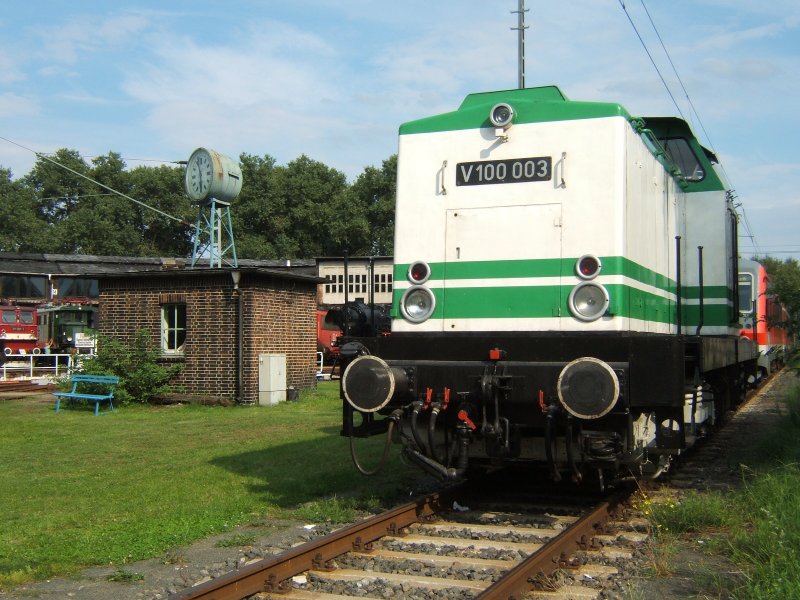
[511,0,529,89]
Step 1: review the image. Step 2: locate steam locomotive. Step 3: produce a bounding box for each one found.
[340,85,765,483]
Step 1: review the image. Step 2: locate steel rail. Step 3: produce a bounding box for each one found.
[168,485,462,600]
[476,495,623,600]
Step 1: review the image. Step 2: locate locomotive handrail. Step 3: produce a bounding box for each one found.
[696,246,705,336]
[675,235,683,333]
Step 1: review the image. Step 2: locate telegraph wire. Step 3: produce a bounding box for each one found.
[636,0,738,190]
[616,0,685,120]
[0,134,192,227]
[618,1,765,257]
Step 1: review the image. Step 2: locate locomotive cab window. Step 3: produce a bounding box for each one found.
[161,303,186,355]
[659,137,705,181]
[2,310,15,324]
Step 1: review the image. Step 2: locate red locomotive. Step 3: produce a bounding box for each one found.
[0,304,42,356]
[739,259,791,381]
[316,309,342,365]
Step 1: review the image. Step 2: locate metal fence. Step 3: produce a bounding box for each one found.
[0,353,85,381]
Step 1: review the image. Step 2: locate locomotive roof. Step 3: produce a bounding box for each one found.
[399,85,633,135]
[399,85,726,193]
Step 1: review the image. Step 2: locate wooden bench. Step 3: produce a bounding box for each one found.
[53,374,120,416]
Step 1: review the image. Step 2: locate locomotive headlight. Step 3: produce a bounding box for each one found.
[489,103,514,129]
[557,357,620,419]
[407,261,431,284]
[576,255,602,279]
[568,282,609,322]
[400,285,436,323]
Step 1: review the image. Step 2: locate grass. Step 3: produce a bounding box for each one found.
[646,373,800,599]
[0,381,421,589]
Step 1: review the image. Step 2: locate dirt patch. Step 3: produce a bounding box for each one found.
[630,542,745,599]
[625,368,799,599]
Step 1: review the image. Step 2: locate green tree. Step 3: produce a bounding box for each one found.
[231,153,283,259]
[8,148,399,261]
[54,152,142,255]
[127,164,194,257]
[0,168,50,252]
[234,154,351,259]
[274,154,349,257]
[16,149,192,257]
[22,149,94,222]
[350,154,397,255]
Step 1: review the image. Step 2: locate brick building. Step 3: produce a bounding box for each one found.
[97,267,321,404]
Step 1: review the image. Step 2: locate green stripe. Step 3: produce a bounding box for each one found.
[395,257,678,293]
[602,257,676,294]
[440,285,562,319]
[392,280,733,327]
[395,257,732,303]
[609,284,730,327]
[393,257,734,326]
[391,283,733,327]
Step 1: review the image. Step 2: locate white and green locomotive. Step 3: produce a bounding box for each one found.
[341,85,757,482]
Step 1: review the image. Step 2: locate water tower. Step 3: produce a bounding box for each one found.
[185,147,242,268]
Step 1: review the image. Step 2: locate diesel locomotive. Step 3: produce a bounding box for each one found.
[340,85,762,483]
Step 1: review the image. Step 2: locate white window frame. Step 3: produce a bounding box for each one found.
[161,303,186,354]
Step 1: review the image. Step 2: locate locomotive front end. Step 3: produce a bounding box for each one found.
[342,84,744,484]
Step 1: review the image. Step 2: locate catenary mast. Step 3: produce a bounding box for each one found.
[511,0,529,89]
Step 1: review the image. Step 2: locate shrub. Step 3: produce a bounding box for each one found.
[79,329,182,404]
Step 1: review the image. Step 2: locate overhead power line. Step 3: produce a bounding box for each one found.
[616,0,685,120]
[618,1,762,255]
[0,134,192,227]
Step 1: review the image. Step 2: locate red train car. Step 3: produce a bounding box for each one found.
[0,304,42,355]
[316,309,341,364]
[738,259,790,379]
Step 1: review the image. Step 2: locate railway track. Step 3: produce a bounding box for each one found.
[167,371,791,600]
[169,477,639,600]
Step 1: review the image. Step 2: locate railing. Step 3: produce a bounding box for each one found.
[1,353,86,381]
[316,351,325,380]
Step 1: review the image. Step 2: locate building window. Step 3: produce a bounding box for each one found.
[56,277,99,299]
[161,304,186,354]
[0,275,47,298]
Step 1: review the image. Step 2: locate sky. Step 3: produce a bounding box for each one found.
[1,1,799,260]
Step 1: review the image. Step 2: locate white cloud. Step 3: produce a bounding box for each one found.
[0,49,24,85]
[38,13,151,64]
[0,93,39,116]
[702,58,779,81]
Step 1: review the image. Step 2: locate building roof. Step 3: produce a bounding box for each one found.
[0,252,317,277]
[94,266,324,285]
